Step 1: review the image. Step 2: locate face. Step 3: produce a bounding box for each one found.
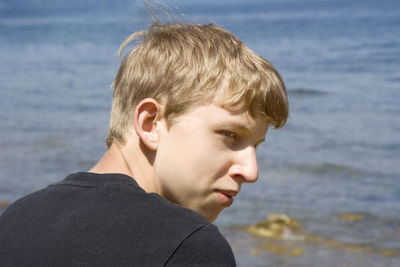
[153,103,269,222]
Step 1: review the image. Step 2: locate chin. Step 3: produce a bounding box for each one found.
[201,211,220,223]
[194,204,224,222]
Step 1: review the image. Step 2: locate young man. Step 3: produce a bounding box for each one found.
[0,23,288,266]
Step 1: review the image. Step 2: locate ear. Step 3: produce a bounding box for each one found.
[133,98,164,151]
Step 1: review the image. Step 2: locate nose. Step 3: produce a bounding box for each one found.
[230,146,259,183]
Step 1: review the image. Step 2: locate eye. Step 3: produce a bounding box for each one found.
[217,130,238,143]
[221,131,236,138]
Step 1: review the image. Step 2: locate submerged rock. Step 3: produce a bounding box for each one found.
[0,200,9,208]
[243,213,304,240]
[250,242,305,257]
[242,213,400,257]
[338,213,367,221]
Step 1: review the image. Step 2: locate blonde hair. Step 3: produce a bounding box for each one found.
[106,22,288,148]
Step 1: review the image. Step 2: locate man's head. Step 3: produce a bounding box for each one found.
[106,22,288,148]
[105,22,289,221]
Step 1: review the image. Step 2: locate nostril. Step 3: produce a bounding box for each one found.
[231,174,246,184]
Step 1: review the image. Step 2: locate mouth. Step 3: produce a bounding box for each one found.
[215,189,239,207]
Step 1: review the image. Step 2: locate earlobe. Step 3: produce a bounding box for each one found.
[133,98,163,151]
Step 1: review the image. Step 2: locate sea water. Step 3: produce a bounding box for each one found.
[0,0,399,266]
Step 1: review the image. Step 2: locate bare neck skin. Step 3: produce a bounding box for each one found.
[89,134,157,193]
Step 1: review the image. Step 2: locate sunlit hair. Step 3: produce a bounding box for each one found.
[106,22,289,148]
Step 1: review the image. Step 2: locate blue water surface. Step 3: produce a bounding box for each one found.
[1,0,399,266]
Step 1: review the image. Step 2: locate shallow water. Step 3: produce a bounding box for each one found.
[1,0,399,266]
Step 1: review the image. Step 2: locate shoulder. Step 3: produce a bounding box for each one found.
[166,224,236,266]
[0,173,235,265]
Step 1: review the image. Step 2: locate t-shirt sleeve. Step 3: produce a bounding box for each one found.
[165,224,236,266]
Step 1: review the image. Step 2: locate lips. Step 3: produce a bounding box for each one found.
[217,189,238,197]
[215,189,239,207]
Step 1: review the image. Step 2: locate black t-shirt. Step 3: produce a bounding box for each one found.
[0,172,236,266]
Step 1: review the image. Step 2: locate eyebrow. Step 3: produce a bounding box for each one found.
[217,121,252,132]
[216,121,268,141]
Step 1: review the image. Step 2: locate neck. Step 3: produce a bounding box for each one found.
[89,138,157,193]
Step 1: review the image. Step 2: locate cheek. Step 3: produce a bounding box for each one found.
[155,124,234,184]
[175,136,230,178]
[156,143,208,180]
[156,138,227,183]
[154,133,199,181]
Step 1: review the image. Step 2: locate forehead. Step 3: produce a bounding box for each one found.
[172,103,269,136]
